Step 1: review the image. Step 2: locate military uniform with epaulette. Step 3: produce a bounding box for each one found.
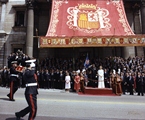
[15,63,38,120]
[7,61,20,101]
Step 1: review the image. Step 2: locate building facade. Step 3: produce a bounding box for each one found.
[0,0,145,67]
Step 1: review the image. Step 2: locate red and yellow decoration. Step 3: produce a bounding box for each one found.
[39,35,145,48]
[42,0,144,48]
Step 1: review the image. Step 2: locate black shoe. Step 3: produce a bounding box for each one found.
[10,99,15,101]
[15,112,21,120]
[7,94,10,98]
[7,94,15,101]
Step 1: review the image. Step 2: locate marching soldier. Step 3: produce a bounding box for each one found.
[7,61,20,101]
[15,62,38,120]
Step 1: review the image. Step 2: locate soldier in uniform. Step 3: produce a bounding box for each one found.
[15,62,38,120]
[7,61,20,101]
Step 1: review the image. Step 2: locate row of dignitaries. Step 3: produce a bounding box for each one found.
[121,71,145,96]
[37,68,145,96]
[36,69,66,89]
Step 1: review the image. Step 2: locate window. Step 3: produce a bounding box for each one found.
[15,11,25,26]
[13,48,23,53]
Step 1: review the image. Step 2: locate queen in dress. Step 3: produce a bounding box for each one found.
[98,66,105,88]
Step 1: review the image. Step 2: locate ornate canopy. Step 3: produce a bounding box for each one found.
[39,0,145,48]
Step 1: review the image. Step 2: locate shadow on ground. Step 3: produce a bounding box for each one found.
[0,98,11,101]
[5,117,24,120]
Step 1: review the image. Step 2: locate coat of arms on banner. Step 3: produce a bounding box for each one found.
[67,3,111,33]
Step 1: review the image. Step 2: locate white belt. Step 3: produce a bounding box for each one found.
[11,74,18,77]
[26,83,37,87]
[99,80,104,82]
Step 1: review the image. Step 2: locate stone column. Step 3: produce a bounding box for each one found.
[0,0,8,33]
[141,1,145,34]
[133,7,141,34]
[123,47,135,59]
[0,0,8,67]
[25,0,35,58]
[132,3,144,57]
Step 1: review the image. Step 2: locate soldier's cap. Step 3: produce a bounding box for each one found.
[4,66,7,69]
[11,61,17,64]
[25,59,36,68]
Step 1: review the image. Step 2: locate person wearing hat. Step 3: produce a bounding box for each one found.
[7,61,20,101]
[15,62,38,120]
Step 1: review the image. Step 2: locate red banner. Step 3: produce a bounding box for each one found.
[46,0,134,37]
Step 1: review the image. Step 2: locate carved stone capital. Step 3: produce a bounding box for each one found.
[141,1,145,7]
[132,3,140,10]
[25,0,35,9]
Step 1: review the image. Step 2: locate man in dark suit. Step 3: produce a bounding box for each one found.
[55,69,60,89]
[44,69,51,89]
[127,72,134,95]
[136,72,144,96]
[15,63,38,120]
[50,69,55,89]
[1,66,9,87]
[104,68,109,88]
[40,69,45,88]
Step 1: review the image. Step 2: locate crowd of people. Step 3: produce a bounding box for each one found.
[0,50,30,88]
[0,51,145,96]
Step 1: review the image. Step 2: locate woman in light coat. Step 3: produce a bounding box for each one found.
[98,66,105,88]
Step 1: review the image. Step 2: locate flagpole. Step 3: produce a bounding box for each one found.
[84,53,90,69]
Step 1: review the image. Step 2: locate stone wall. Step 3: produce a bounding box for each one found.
[0,0,144,68]
[0,0,26,67]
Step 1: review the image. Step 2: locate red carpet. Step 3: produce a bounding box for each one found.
[79,87,116,96]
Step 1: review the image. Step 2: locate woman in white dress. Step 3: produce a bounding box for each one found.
[98,66,105,88]
[65,72,71,92]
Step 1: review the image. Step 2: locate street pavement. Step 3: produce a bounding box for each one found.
[0,87,145,120]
